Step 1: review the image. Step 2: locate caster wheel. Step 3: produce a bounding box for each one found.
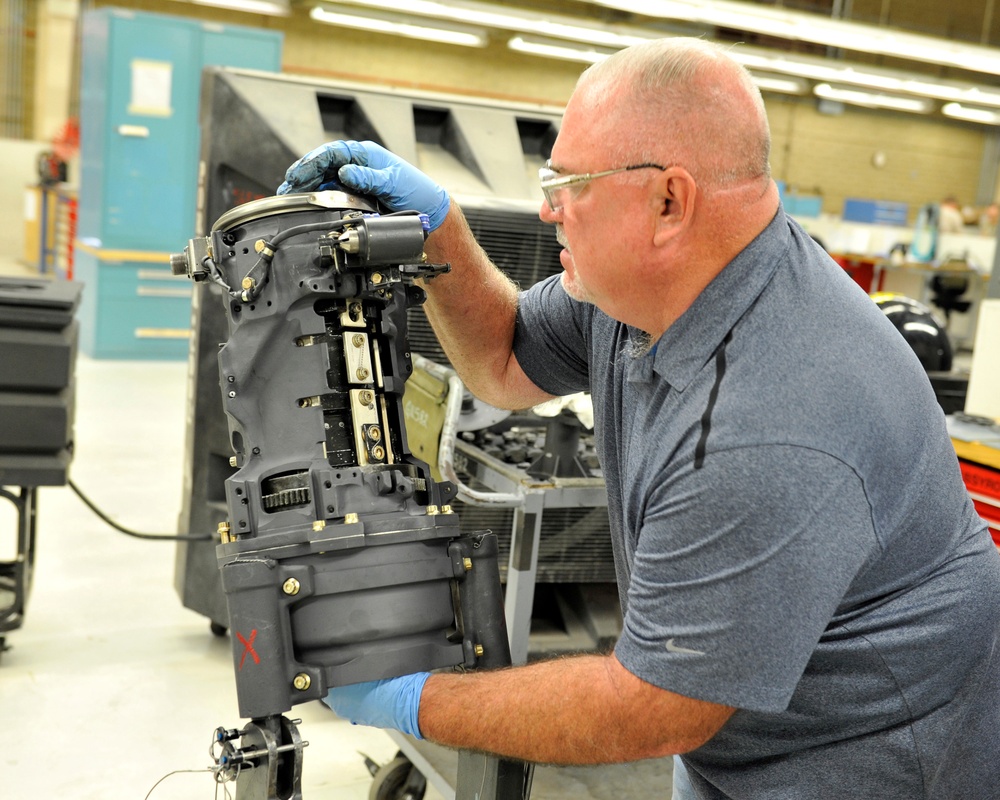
[369,755,426,800]
[209,621,228,637]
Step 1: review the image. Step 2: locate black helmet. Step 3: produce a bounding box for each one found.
[871,292,953,372]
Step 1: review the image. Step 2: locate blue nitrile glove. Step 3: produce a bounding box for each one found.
[323,673,431,739]
[276,140,450,231]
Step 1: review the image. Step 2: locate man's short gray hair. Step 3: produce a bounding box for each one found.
[579,38,771,187]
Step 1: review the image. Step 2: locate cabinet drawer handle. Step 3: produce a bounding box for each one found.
[136,286,191,298]
[117,124,150,137]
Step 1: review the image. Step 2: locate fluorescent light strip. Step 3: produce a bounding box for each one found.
[942,103,1000,124]
[750,74,807,95]
[310,6,487,47]
[734,49,1000,108]
[581,0,1000,78]
[190,0,290,15]
[508,36,612,64]
[327,0,658,49]
[814,83,930,114]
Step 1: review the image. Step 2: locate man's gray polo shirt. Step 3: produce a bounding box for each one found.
[512,206,1000,798]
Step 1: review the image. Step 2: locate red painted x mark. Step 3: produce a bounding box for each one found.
[237,629,260,670]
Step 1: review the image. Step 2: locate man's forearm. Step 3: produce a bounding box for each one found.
[417,653,734,765]
[421,202,550,410]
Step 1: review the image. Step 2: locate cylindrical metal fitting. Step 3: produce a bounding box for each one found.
[293,673,311,691]
[282,578,300,596]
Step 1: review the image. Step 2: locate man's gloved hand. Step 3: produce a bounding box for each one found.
[276,140,450,231]
[323,673,430,739]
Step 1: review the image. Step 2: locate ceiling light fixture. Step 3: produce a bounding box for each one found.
[750,74,807,96]
[578,0,1000,78]
[310,5,487,47]
[734,48,1000,109]
[326,0,658,49]
[507,36,613,64]
[941,103,1000,125]
[813,83,931,114]
[188,0,291,15]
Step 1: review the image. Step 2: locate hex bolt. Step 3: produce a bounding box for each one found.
[229,456,238,467]
[241,276,254,290]
[442,505,454,514]
[254,239,267,253]
[474,644,484,657]
[463,557,473,571]
[426,505,439,516]
[312,520,326,531]
[371,272,383,284]
[293,673,311,691]
[282,578,300,596]
[344,512,359,524]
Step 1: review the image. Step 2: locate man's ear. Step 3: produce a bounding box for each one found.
[653,167,697,246]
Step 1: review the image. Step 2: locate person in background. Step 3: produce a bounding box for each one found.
[979,202,999,235]
[938,195,966,233]
[277,38,1000,799]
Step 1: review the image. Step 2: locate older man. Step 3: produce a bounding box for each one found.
[278,38,1000,799]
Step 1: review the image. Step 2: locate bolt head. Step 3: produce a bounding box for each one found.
[282,577,301,596]
[293,673,311,691]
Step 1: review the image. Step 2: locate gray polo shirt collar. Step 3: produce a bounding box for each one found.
[631,205,788,390]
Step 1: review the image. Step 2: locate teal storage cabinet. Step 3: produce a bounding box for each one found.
[74,246,194,360]
[78,8,282,358]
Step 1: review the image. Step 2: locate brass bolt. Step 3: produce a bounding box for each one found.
[282,578,300,596]
[463,557,473,571]
[241,276,254,290]
[371,445,385,461]
[367,426,381,442]
[293,673,311,691]
[352,333,365,347]
[474,644,484,657]
[312,520,326,531]
[426,505,439,516]
[344,512,359,524]
[359,390,374,405]
[442,505,453,515]
[217,521,231,543]
[229,456,237,467]
[371,272,383,284]
[356,367,370,381]
[254,239,267,253]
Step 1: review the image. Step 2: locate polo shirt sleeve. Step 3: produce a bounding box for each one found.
[614,443,878,713]
[512,274,592,397]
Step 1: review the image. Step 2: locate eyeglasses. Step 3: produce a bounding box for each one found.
[538,161,666,212]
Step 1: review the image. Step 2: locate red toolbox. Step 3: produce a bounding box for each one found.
[958,458,1000,548]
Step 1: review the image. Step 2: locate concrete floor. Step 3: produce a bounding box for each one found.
[0,256,436,800]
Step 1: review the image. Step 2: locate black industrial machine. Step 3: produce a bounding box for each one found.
[171,190,531,798]
[171,66,623,798]
[175,68,618,659]
[0,278,81,658]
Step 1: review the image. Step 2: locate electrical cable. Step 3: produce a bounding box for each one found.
[68,478,213,542]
